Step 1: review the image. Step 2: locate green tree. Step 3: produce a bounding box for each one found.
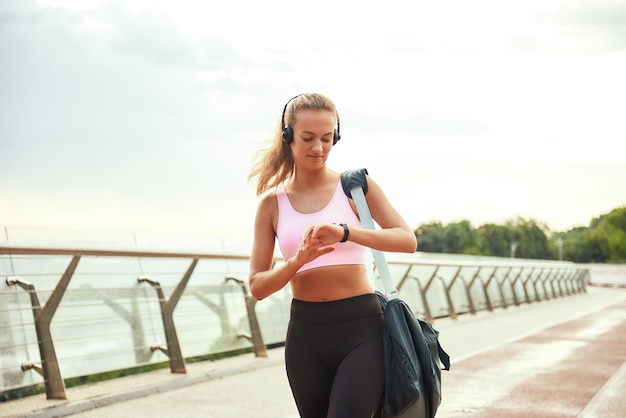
[415,220,481,254]
[413,206,626,263]
[586,208,626,263]
[562,227,596,262]
[561,207,626,263]
[444,220,482,255]
[478,223,511,257]
[507,218,552,259]
[601,207,626,263]
[415,222,446,253]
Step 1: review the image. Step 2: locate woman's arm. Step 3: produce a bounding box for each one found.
[248,193,334,300]
[301,176,417,254]
[347,175,417,253]
[248,194,294,300]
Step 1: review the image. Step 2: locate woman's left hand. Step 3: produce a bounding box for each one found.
[296,223,345,263]
[301,223,345,247]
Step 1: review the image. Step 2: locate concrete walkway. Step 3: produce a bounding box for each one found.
[2,286,625,418]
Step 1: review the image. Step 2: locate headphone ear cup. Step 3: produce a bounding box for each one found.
[282,126,293,144]
[333,129,341,145]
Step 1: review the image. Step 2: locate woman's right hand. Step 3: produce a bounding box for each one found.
[294,223,340,266]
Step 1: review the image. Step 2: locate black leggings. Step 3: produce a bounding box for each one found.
[285,293,385,418]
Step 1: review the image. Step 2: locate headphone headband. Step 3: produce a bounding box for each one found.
[281,94,341,145]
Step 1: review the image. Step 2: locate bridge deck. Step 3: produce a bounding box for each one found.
[3,286,625,418]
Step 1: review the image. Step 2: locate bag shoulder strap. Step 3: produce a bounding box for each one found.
[340,168,369,198]
[340,168,399,300]
[342,169,451,371]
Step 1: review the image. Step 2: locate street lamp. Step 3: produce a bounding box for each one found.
[556,237,563,261]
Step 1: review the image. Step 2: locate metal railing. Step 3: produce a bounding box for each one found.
[384,255,587,321]
[0,243,277,400]
[0,243,588,401]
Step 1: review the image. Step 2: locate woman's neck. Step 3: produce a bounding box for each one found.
[289,167,337,192]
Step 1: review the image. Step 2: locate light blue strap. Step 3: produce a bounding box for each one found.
[349,186,399,300]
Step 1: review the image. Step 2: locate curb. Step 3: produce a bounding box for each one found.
[16,358,284,418]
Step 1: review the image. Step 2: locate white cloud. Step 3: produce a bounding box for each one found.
[1,0,625,240]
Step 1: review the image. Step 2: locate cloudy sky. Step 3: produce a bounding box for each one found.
[1,0,625,242]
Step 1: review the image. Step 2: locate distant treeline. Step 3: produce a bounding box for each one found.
[414,206,626,264]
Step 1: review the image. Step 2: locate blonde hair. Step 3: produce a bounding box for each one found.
[249,93,339,196]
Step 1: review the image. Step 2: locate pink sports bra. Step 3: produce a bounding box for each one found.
[276,181,366,273]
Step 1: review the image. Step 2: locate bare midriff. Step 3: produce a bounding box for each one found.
[290,264,374,302]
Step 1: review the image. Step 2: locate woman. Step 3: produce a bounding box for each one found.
[248,93,417,417]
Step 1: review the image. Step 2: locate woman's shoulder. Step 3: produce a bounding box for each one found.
[254,189,281,229]
[257,188,282,209]
[259,187,278,199]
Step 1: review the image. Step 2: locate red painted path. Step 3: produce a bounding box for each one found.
[437,299,626,417]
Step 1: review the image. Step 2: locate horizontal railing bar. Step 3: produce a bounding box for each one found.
[386,255,578,269]
[0,243,260,260]
[2,243,579,270]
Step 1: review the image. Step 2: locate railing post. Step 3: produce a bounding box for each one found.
[464,267,482,315]
[554,269,567,297]
[509,268,523,306]
[542,268,554,300]
[497,267,513,309]
[569,269,578,293]
[395,265,413,293]
[548,268,559,298]
[532,268,546,301]
[563,270,576,295]
[520,267,535,304]
[577,269,589,293]
[443,267,462,319]
[226,277,268,358]
[138,258,198,374]
[420,266,440,322]
[483,268,498,312]
[563,269,576,295]
[5,255,80,400]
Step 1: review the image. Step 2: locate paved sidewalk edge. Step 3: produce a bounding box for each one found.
[18,358,284,418]
[578,360,626,418]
